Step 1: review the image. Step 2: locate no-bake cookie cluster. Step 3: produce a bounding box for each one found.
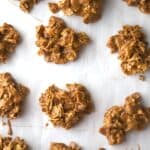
[36,16,90,64]
[39,83,93,129]
[0,23,20,63]
[0,135,28,150]
[107,25,150,75]
[99,93,150,145]
[49,0,102,24]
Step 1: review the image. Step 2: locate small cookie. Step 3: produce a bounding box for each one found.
[36,16,90,64]
[50,142,81,150]
[0,135,28,150]
[0,73,29,119]
[107,25,150,75]
[39,83,93,129]
[0,23,20,63]
[49,0,102,24]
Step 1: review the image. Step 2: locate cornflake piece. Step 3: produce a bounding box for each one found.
[107,25,150,75]
[0,23,20,63]
[50,142,81,150]
[49,0,102,24]
[39,83,93,129]
[0,135,28,150]
[99,92,150,145]
[36,16,90,64]
[123,0,150,14]
[20,0,38,12]
[0,73,29,119]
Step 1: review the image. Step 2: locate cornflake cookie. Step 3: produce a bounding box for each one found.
[99,92,150,145]
[39,83,93,129]
[0,23,20,63]
[107,25,150,75]
[36,16,90,64]
[49,0,102,24]
[0,135,28,150]
[0,73,29,119]
[123,0,150,14]
[50,142,81,150]
[20,0,38,12]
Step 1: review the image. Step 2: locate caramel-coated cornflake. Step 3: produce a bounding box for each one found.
[0,23,20,63]
[20,0,38,12]
[123,0,150,14]
[107,25,150,75]
[49,0,102,24]
[50,142,81,150]
[39,83,93,129]
[99,92,150,145]
[36,16,90,64]
[0,73,29,119]
[0,135,28,150]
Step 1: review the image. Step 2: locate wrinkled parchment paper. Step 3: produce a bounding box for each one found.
[0,0,150,149]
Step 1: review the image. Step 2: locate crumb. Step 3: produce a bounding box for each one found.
[48,3,60,13]
[45,122,49,127]
[139,75,145,81]
[0,73,29,119]
[7,119,13,136]
[48,0,102,24]
[107,25,150,75]
[36,16,90,64]
[39,83,93,129]
[0,23,20,63]
[99,92,150,145]
[0,135,28,149]
[123,0,150,14]
[20,0,38,12]
[50,142,81,150]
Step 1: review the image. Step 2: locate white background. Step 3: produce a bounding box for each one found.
[0,0,150,149]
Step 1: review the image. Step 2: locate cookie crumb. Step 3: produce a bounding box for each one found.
[45,122,49,127]
[99,92,150,145]
[36,16,90,64]
[48,0,102,24]
[107,25,150,75]
[39,83,93,129]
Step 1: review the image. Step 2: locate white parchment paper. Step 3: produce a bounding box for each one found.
[0,0,150,149]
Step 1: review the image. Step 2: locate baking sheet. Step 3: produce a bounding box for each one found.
[0,0,150,149]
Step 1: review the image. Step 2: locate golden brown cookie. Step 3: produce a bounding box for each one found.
[107,25,150,75]
[0,73,29,119]
[49,0,102,24]
[39,83,93,129]
[36,16,90,64]
[50,142,81,150]
[0,135,28,150]
[0,23,20,63]
[99,92,150,145]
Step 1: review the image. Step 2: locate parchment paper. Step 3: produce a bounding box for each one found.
[0,0,150,149]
